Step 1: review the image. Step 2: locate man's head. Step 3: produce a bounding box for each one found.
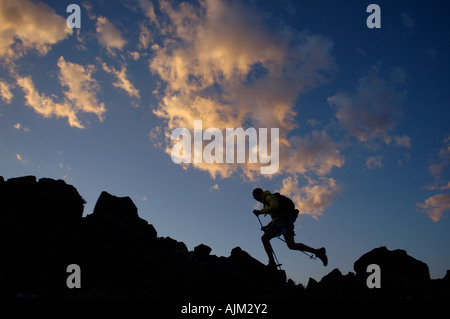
[252,188,263,202]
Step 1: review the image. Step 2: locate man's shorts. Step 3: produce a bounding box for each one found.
[263,218,295,237]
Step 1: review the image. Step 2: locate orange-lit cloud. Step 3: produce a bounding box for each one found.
[57,57,106,124]
[16,57,105,129]
[417,193,450,222]
[0,79,13,103]
[428,135,450,181]
[148,0,337,182]
[418,135,450,222]
[0,0,72,61]
[278,175,341,219]
[100,60,141,100]
[279,130,345,177]
[96,16,127,54]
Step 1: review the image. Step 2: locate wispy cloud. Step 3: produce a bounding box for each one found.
[366,155,383,169]
[13,122,29,132]
[96,16,127,54]
[16,75,82,128]
[16,57,105,129]
[100,60,141,100]
[428,135,450,181]
[417,193,450,222]
[280,130,345,177]
[209,184,219,192]
[328,66,408,146]
[0,0,72,61]
[0,79,13,103]
[418,135,450,222]
[394,134,411,148]
[16,153,27,164]
[137,22,152,50]
[57,56,106,125]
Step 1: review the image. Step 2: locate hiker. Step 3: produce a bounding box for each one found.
[252,188,328,268]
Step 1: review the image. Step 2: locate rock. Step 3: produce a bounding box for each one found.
[354,246,431,298]
[37,177,85,223]
[92,191,138,221]
[193,244,212,259]
[354,246,430,281]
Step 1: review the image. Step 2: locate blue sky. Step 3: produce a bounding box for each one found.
[1,0,449,286]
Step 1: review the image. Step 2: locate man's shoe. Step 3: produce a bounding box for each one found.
[315,247,328,266]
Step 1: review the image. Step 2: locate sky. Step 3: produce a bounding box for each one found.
[0,0,449,286]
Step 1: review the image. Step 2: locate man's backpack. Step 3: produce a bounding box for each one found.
[273,192,299,222]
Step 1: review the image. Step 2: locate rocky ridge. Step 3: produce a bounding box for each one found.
[0,176,449,300]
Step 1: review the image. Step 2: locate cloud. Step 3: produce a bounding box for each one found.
[428,135,450,180]
[138,22,152,50]
[440,182,450,191]
[417,193,450,222]
[426,181,450,191]
[327,67,407,146]
[0,0,72,61]
[418,136,450,222]
[366,155,383,169]
[100,60,141,100]
[136,194,148,201]
[129,51,140,60]
[148,0,336,179]
[16,153,27,164]
[96,16,127,54]
[0,79,13,103]
[425,134,450,190]
[209,184,219,192]
[278,175,341,219]
[13,122,28,132]
[16,57,105,128]
[16,75,83,128]
[394,134,411,148]
[138,0,159,25]
[144,0,343,218]
[57,56,106,123]
[280,130,345,176]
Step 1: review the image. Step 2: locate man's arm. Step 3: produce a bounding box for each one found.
[260,195,279,216]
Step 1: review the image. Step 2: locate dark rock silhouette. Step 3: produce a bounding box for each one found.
[0,175,449,300]
[354,246,431,298]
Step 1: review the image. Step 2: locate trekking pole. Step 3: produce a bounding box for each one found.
[256,215,282,270]
[273,235,316,260]
[256,215,316,261]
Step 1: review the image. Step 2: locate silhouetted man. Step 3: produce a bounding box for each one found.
[252,188,328,268]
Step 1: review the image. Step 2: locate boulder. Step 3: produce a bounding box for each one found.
[354,246,430,281]
[92,191,138,221]
[193,243,212,259]
[354,246,430,298]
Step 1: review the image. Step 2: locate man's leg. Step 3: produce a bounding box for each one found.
[283,235,316,253]
[261,232,278,265]
[283,235,328,266]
